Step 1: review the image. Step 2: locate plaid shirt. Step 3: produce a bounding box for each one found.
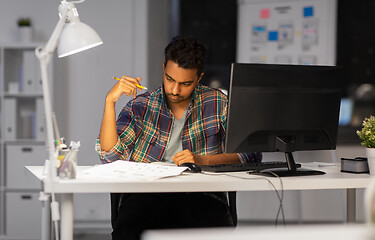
[96,84,262,164]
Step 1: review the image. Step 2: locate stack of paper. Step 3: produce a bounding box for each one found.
[83,160,188,181]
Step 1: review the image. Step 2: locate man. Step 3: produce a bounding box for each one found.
[96,36,262,240]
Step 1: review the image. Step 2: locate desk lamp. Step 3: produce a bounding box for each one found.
[35,0,102,239]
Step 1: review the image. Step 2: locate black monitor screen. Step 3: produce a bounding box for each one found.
[225,63,343,176]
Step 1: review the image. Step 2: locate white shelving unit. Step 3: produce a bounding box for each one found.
[0,42,52,239]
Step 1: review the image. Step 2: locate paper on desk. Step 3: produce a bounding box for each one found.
[302,162,337,168]
[83,160,188,181]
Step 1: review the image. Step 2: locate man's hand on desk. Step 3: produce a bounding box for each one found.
[172,150,242,166]
[172,150,202,165]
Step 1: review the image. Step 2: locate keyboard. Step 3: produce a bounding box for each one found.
[200,161,301,173]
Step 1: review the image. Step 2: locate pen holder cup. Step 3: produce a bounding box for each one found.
[57,149,78,179]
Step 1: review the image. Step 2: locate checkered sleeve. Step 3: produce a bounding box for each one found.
[95,136,125,164]
[237,152,263,163]
[95,101,138,164]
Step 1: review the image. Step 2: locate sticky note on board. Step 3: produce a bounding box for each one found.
[303,6,314,17]
[268,31,278,41]
[253,25,266,32]
[260,8,270,19]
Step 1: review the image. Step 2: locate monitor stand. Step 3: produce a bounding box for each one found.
[251,152,325,177]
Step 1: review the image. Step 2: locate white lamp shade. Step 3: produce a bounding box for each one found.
[57,21,103,58]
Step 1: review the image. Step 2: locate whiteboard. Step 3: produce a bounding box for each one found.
[237,0,337,65]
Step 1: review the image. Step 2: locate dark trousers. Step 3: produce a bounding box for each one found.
[111,193,233,240]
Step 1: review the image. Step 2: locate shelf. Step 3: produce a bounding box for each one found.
[3,140,45,145]
[0,42,49,238]
[0,42,45,49]
[4,188,41,193]
[3,93,43,98]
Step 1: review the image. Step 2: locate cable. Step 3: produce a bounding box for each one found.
[267,171,285,226]
[201,171,286,227]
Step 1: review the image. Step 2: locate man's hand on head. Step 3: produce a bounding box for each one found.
[172,149,202,166]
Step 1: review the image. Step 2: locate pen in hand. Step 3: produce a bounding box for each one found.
[113,77,147,90]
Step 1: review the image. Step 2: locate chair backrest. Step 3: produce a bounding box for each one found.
[228,191,237,226]
[110,193,133,229]
[110,193,122,229]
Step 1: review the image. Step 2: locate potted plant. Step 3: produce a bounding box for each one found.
[357,115,375,174]
[17,17,33,42]
[17,17,31,27]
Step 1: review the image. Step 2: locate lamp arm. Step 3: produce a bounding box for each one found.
[35,7,69,182]
[40,7,69,61]
[38,57,57,181]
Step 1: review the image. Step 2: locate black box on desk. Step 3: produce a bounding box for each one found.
[341,157,369,173]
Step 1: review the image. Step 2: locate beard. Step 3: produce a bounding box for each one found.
[166,93,187,103]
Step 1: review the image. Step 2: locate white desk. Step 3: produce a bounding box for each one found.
[26,165,373,240]
[142,224,373,240]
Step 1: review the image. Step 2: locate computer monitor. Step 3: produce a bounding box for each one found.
[225,63,343,176]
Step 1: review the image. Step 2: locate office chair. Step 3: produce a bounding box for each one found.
[110,193,122,230]
[228,191,238,226]
[110,193,132,230]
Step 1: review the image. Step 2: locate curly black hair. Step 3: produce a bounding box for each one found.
[164,36,206,76]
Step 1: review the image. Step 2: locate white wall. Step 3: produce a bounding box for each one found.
[147,0,171,91]
[0,1,56,43]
